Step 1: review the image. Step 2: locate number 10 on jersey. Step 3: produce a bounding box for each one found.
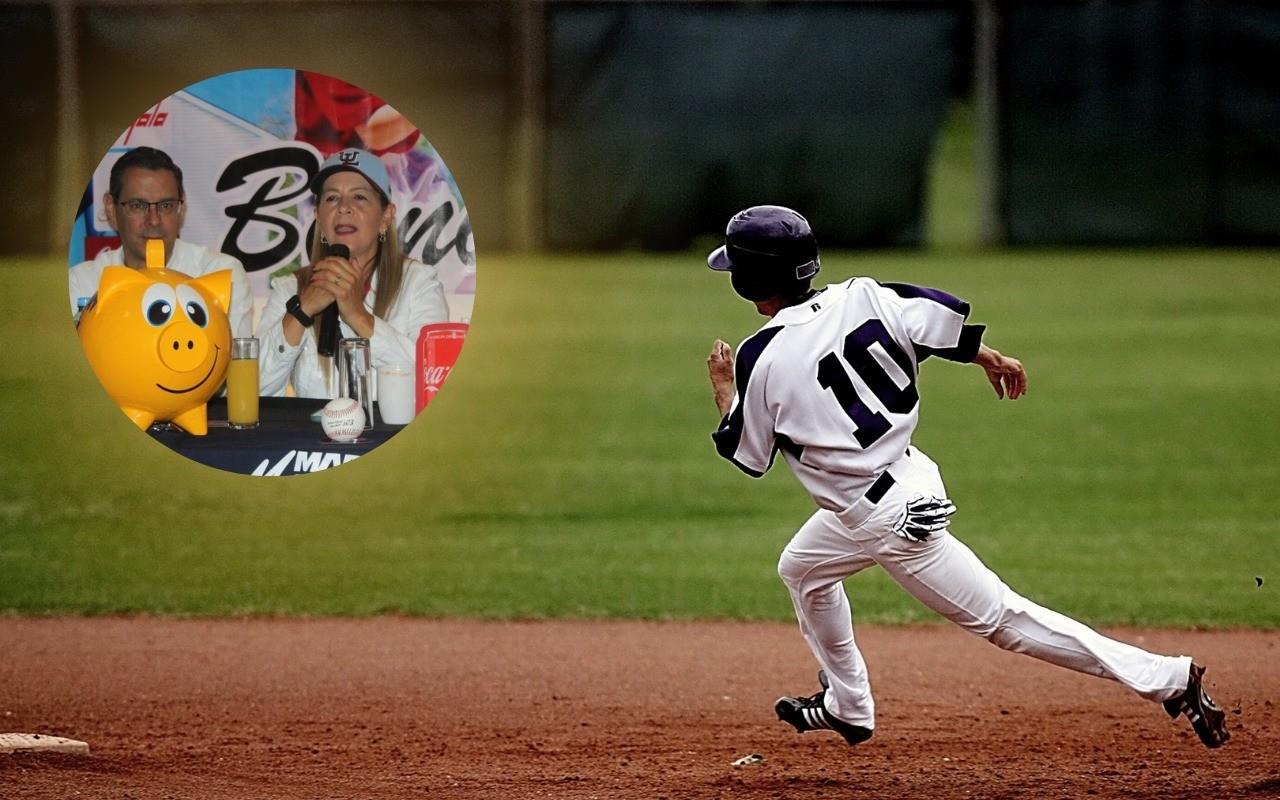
[816,319,919,448]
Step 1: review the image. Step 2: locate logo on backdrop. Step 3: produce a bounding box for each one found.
[252,449,361,476]
[216,145,315,272]
[122,102,170,144]
[214,144,474,275]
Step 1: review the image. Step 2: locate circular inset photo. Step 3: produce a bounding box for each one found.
[67,69,475,476]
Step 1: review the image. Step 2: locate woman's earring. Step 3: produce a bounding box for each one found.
[320,234,328,245]
[378,229,387,243]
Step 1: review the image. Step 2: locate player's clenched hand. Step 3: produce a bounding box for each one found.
[973,344,1027,400]
[707,339,736,416]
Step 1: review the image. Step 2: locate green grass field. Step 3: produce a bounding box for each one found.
[1,250,1277,626]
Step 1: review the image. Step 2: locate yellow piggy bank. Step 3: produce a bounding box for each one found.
[78,240,233,435]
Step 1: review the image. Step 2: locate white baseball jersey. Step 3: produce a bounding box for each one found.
[712,278,984,513]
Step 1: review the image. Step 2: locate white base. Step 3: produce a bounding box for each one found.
[0,733,90,755]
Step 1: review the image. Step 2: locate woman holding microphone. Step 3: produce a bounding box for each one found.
[257,148,448,398]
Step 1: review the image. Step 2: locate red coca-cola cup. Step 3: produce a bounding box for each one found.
[416,322,469,412]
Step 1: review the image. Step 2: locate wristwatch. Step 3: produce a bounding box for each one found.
[285,294,314,327]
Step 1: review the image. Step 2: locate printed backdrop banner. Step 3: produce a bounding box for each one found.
[68,68,475,323]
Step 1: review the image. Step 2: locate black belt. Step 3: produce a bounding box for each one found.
[865,471,896,504]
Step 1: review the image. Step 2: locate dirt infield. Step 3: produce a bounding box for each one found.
[1,619,1276,799]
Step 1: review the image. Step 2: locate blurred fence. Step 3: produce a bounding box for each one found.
[1001,0,1280,245]
[3,0,1280,256]
[544,3,962,249]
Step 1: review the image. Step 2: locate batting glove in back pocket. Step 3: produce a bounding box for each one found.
[891,495,956,542]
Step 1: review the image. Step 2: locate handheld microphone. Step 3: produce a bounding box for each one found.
[316,243,349,357]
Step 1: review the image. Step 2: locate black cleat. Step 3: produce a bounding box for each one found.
[774,670,873,746]
[1163,663,1229,749]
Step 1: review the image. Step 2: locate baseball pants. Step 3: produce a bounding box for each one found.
[777,446,1192,729]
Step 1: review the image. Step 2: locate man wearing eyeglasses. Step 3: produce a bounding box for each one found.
[68,146,252,337]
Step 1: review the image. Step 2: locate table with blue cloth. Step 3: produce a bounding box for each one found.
[146,397,406,476]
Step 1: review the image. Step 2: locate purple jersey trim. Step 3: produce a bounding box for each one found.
[914,324,986,364]
[881,281,971,318]
[712,325,784,477]
[775,431,804,460]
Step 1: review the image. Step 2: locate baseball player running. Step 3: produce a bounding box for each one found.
[704,205,1229,749]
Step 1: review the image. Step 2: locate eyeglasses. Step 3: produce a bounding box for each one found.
[116,198,182,217]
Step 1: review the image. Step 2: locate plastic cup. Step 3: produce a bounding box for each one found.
[378,366,416,425]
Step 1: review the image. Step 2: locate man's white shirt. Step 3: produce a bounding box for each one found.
[68,239,253,338]
[712,278,985,514]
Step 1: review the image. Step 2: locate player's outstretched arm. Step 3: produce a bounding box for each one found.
[707,339,736,416]
[973,343,1027,400]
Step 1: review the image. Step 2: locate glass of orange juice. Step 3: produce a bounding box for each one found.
[228,337,260,429]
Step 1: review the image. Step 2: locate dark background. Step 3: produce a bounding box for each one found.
[3,0,1278,254]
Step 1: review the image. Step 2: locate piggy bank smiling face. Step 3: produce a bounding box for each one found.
[78,262,233,435]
